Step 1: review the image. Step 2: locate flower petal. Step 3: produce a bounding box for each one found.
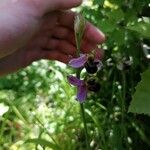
[67,76,84,86]
[68,54,87,68]
[77,85,87,103]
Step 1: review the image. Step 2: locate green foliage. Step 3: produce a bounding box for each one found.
[25,138,59,149]
[127,21,150,38]
[129,69,150,116]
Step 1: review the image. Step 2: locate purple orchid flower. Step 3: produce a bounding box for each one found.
[67,75,87,103]
[68,54,103,74]
[68,54,87,68]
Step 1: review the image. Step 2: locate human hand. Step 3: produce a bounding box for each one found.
[0,0,105,76]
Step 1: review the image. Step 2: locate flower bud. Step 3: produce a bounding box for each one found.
[74,14,86,35]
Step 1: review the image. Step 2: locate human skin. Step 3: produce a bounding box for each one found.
[0,0,105,76]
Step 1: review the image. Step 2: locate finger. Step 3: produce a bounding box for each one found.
[57,11,75,28]
[51,0,82,10]
[32,0,82,16]
[41,10,105,44]
[52,26,74,40]
[51,26,76,45]
[81,41,98,53]
[52,11,105,43]
[40,12,58,30]
[39,50,70,63]
[94,48,105,60]
[84,22,106,44]
[51,26,101,54]
[46,38,77,55]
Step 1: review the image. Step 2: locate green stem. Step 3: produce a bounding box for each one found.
[121,71,126,141]
[76,34,81,56]
[121,71,126,124]
[76,32,89,150]
[80,104,90,150]
[34,116,61,150]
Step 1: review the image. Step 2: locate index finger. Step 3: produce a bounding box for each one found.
[57,11,105,44]
[27,0,82,16]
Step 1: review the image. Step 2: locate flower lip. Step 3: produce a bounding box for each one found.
[84,62,98,74]
[67,75,87,103]
[68,52,103,73]
[77,84,88,103]
[84,55,103,74]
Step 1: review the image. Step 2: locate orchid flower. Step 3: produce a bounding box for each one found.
[69,53,103,74]
[67,75,87,103]
[67,75,101,103]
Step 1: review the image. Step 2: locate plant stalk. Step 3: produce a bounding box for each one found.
[76,32,90,150]
[80,103,90,150]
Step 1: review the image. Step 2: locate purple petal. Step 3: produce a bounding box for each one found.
[77,85,87,103]
[67,76,84,86]
[68,54,87,68]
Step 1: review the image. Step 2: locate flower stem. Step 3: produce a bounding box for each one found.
[75,27,90,150]
[80,103,90,150]
[121,71,126,138]
[76,34,81,57]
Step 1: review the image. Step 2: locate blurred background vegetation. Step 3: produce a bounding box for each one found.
[0,0,150,150]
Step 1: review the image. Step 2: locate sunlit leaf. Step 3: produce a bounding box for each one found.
[127,22,150,38]
[98,19,116,33]
[93,0,105,6]
[129,69,150,116]
[112,29,125,45]
[0,103,9,116]
[25,138,59,149]
[107,9,124,22]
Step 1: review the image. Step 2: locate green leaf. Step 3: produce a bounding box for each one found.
[109,0,122,5]
[112,29,125,45]
[25,138,59,149]
[93,0,105,6]
[98,19,116,33]
[107,9,124,22]
[127,22,150,38]
[129,69,150,116]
